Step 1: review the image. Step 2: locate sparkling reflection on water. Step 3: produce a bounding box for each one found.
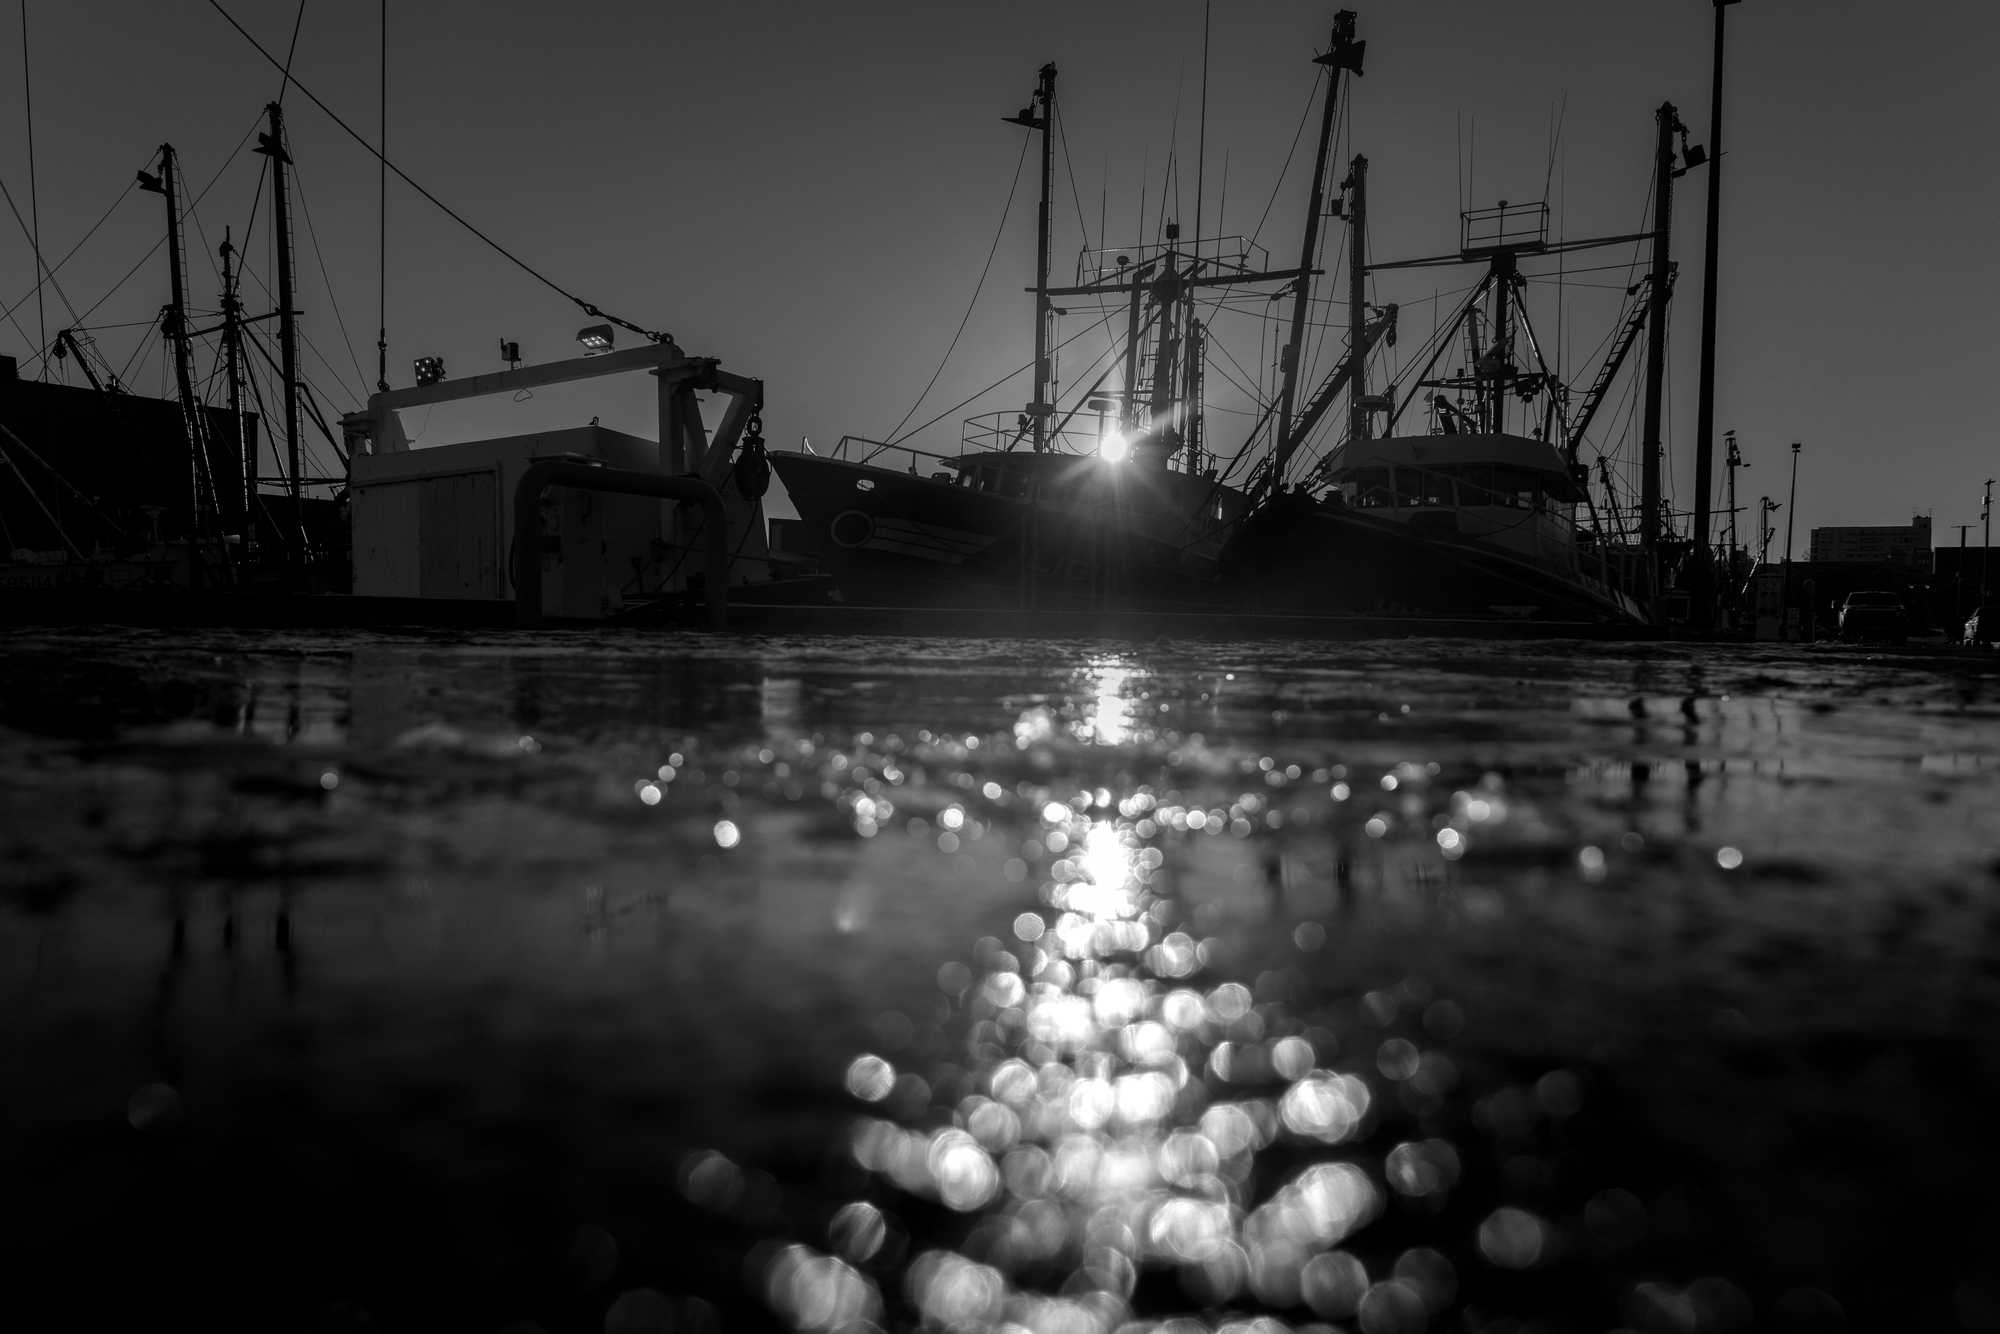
[2,629,1999,1333]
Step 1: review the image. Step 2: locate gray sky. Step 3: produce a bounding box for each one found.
[4,0,1997,542]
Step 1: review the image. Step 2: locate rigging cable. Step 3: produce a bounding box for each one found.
[1054,102,1094,258]
[876,132,1031,445]
[887,310,1118,450]
[27,118,263,376]
[205,0,674,347]
[18,0,45,372]
[0,174,84,334]
[377,0,387,390]
[290,165,372,399]
[0,171,140,329]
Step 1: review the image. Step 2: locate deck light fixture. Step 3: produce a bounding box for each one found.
[413,355,445,387]
[1101,430,1130,464]
[576,324,614,354]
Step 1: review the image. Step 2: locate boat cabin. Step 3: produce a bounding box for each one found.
[1324,432,1589,568]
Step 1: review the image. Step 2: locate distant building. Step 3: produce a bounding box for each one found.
[1808,515,1931,567]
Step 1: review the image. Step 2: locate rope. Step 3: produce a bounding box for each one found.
[877,134,1030,444]
[205,0,673,346]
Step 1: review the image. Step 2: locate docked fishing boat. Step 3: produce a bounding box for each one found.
[773,429,1246,612]
[772,43,1325,617]
[776,13,1670,632]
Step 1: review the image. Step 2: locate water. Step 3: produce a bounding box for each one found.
[3,628,1997,1333]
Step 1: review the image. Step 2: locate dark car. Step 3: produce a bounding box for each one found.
[1838,590,1906,643]
[1967,604,1999,647]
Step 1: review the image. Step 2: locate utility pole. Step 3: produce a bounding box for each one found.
[1690,0,1741,626]
[1004,64,1057,453]
[256,102,304,569]
[1984,478,1995,608]
[1951,522,1974,622]
[1783,441,1801,637]
[1277,11,1362,458]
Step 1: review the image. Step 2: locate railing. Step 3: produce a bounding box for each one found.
[1074,234,1268,287]
[1460,201,1549,256]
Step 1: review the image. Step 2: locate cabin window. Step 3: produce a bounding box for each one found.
[1419,470,1454,506]
[1494,466,1540,509]
[1456,466,1496,506]
[1351,468,1395,508]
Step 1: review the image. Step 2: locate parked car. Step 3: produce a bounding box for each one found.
[1838,590,1906,643]
[1967,604,1999,647]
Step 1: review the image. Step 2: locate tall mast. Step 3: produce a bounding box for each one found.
[1345,155,1369,445]
[1005,65,1057,453]
[257,102,303,565]
[1186,317,1206,472]
[1277,11,1363,455]
[1691,0,1740,615]
[219,228,249,556]
[137,145,214,574]
[1638,103,1681,558]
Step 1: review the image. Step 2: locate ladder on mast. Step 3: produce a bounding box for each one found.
[1568,265,1674,459]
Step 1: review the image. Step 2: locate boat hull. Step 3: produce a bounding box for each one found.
[1219,493,1647,625]
[771,452,1233,612]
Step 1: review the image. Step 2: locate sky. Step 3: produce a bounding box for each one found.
[3,0,1998,547]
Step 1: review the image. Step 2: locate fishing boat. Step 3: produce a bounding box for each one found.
[774,13,1680,632]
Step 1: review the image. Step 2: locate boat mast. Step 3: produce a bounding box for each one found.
[256,102,304,567]
[1690,0,1739,618]
[1345,154,1369,444]
[1005,65,1057,453]
[219,229,249,558]
[1638,103,1682,558]
[1276,11,1362,455]
[137,144,216,579]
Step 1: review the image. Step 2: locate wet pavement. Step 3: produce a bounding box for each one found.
[2,628,1998,1333]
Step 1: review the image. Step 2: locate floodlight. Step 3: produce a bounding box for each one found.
[413,356,445,387]
[576,324,614,353]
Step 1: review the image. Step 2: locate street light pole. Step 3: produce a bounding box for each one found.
[1953,522,1974,623]
[1783,441,1801,637]
[1983,478,1995,608]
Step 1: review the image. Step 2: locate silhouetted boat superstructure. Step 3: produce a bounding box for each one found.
[773,13,1689,633]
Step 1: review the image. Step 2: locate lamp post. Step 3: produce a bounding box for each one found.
[1953,522,1974,623]
[1983,478,1995,608]
[1782,441,1801,637]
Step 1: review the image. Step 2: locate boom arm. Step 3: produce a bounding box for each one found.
[1244,302,1398,509]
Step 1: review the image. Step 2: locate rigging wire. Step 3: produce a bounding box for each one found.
[1246,69,1323,253]
[877,132,1031,444]
[0,173,84,332]
[205,0,675,346]
[275,0,307,104]
[1053,102,1094,258]
[0,172,141,329]
[887,310,1117,450]
[290,165,372,400]
[18,0,45,372]
[24,117,264,376]
[376,0,387,390]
